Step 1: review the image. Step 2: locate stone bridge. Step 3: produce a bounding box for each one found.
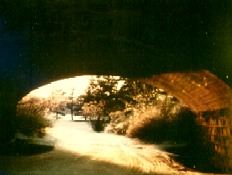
[1,0,232,172]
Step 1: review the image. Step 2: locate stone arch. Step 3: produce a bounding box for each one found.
[140,70,232,172]
[140,70,232,113]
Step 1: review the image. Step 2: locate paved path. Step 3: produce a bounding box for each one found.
[0,119,219,175]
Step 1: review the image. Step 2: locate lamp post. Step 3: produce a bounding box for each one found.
[68,88,75,121]
[71,96,74,120]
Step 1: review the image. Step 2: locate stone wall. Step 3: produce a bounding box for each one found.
[196,109,232,172]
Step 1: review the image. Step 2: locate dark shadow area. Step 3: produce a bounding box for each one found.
[162,145,221,174]
[129,108,226,174]
[73,120,89,122]
[157,113,224,174]
[0,139,54,156]
[0,148,169,175]
[90,119,109,132]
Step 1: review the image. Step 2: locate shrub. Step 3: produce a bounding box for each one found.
[126,107,169,143]
[16,103,52,137]
[126,106,197,144]
[105,111,129,135]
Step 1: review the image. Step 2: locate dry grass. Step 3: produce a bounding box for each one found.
[126,106,198,144]
[16,104,52,137]
[126,107,167,143]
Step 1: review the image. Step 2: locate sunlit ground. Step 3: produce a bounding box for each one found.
[45,114,191,174]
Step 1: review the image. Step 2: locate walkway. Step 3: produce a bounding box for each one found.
[0,119,217,175]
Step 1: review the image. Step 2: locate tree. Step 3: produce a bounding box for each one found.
[83,75,126,119]
[82,76,164,121]
[47,88,67,113]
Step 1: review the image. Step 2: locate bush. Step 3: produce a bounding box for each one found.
[126,106,198,144]
[16,103,52,137]
[105,111,129,135]
[126,107,169,143]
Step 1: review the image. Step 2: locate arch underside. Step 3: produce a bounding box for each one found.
[141,70,232,113]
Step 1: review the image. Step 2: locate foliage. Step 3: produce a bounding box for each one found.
[82,76,183,134]
[105,111,129,135]
[105,80,195,145]
[48,88,67,112]
[16,98,52,137]
[82,102,104,120]
[82,75,125,120]
[82,76,164,118]
[105,79,175,136]
[126,105,198,144]
[80,75,195,144]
